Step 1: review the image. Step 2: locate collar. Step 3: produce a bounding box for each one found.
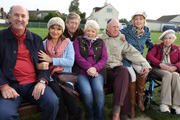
[11,26,27,40]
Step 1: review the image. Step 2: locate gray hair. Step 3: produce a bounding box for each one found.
[107,19,120,27]
[65,12,81,24]
[84,20,100,34]
[9,5,29,19]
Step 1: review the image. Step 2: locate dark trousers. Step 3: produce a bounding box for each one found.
[49,81,78,117]
[107,66,131,115]
[0,83,59,120]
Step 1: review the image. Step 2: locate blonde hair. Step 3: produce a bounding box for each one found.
[132,15,147,27]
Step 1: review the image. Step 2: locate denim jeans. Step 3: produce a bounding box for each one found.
[0,83,59,120]
[77,74,105,120]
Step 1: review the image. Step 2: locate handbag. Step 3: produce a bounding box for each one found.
[53,72,79,98]
[53,72,78,84]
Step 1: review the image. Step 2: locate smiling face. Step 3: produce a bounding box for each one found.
[49,25,63,41]
[8,5,29,35]
[65,18,79,35]
[133,15,145,29]
[85,26,97,39]
[162,34,175,47]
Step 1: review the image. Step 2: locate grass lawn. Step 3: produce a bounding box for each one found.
[1,27,180,120]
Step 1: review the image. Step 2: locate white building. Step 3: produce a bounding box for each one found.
[147,14,180,31]
[87,3,119,29]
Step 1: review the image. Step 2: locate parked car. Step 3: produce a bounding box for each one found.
[162,25,179,32]
[119,23,127,30]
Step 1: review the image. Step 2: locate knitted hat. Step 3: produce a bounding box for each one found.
[131,11,147,20]
[47,17,65,32]
[159,29,176,41]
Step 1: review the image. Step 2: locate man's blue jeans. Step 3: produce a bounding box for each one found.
[77,74,105,120]
[0,82,59,120]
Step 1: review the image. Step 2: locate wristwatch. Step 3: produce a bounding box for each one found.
[39,80,46,84]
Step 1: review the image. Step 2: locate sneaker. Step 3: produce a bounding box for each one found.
[172,105,180,114]
[160,104,170,113]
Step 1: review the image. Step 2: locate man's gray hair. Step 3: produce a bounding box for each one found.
[65,12,81,24]
[8,5,29,19]
[107,19,120,27]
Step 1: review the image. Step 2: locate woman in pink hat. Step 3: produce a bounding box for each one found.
[146,29,180,115]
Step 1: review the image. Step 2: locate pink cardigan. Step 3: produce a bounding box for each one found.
[146,43,180,73]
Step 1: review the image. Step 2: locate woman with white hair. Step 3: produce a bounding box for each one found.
[120,11,154,118]
[73,20,108,120]
[146,29,180,115]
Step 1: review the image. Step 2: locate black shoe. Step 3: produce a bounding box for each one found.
[56,110,68,120]
[68,107,84,120]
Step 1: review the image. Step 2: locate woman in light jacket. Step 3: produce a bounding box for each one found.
[37,17,83,120]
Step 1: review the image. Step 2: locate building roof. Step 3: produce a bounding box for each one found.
[29,9,61,16]
[157,15,179,22]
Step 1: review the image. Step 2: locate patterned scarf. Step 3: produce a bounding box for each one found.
[46,38,70,74]
[162,45,171,64]
[132,26,144,39]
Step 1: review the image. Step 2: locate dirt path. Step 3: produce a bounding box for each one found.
[128,114,152,120]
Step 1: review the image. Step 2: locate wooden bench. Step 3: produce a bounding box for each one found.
[18,85,113,117]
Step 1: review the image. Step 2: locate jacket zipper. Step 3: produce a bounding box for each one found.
[19,38,21,45]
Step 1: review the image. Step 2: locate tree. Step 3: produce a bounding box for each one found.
[43,12,59,22]
[69,0,81,15]
[119,18,129,25]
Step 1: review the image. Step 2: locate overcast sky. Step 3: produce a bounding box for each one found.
[1,0,179,21]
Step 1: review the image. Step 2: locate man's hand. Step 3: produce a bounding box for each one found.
[37,62,49,70]
[38,50,52,63]
[32,82,46,100]
[0,85,19,99]
[140,68,150,78]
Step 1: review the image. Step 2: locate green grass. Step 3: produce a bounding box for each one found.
[1,27,180,120]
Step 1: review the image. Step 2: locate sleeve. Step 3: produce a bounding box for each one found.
[53,41,75,67]
[36,35,50,84]
[93,42,108,72]
[145,28,154,50]
[73,37,92,71]
[146,44,161,66]
[122,41,151,69]
[0,68,9,87]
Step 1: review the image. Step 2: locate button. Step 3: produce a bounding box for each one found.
[14,51,16,54]
[10,68,13,71]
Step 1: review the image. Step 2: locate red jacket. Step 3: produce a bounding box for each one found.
[146,43,180,73]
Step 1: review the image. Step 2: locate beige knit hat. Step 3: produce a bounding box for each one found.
[159,29,176,41]
[47,17,65,32]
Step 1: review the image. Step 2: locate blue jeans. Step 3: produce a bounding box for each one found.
[0,83,59,120]
[77,74,105,120]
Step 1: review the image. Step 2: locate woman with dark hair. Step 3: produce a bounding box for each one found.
[37,17,83,120]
